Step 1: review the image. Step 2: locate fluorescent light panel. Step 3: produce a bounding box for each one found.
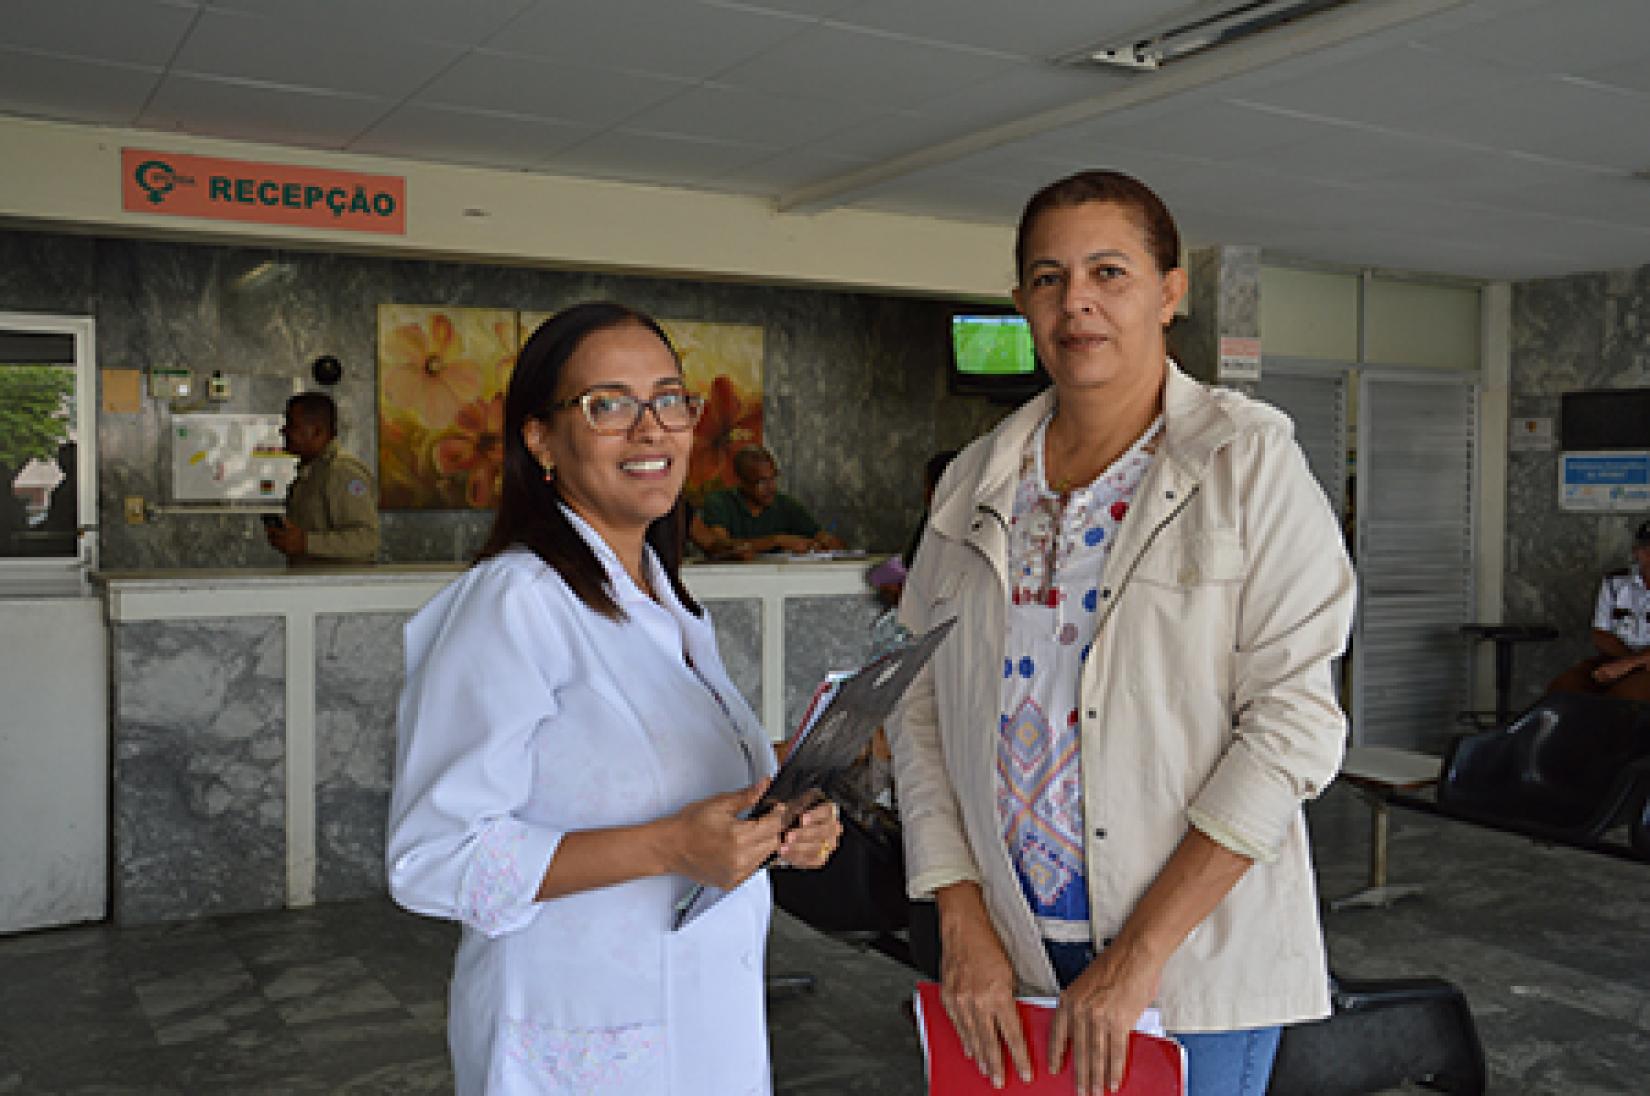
[1075,0,1360,71]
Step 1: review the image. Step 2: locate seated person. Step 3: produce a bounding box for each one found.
[1547,520,1650,702]
[699,446,843,554]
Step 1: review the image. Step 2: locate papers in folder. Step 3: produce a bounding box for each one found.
[671,617,956,930]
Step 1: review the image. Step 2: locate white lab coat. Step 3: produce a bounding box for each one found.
[388,509,777,1095]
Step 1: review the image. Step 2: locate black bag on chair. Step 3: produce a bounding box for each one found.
[1267,974,1486,1095]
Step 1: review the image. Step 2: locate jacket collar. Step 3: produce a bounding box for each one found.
[930,359,1238,543]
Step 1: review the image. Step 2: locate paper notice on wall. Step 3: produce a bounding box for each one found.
[101,369,143,414]
[1218,336,1261,382]
[1559,451,1650,511]
[1511,417,1555,451]
[171,413,297,502]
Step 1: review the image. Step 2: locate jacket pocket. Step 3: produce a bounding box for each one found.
[1130,529,1244,588]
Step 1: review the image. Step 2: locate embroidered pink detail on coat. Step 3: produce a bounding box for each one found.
[503,1018,664,1092]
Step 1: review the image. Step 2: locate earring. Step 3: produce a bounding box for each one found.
[543,463,556,482]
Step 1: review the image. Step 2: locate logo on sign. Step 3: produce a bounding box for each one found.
[133,159,190,204]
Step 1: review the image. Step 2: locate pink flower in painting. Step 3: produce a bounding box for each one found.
[382,313,484,427]
[434,396,506,509]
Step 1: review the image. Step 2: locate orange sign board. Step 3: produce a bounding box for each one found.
[120,148,405,235]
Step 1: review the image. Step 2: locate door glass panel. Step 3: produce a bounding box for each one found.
[1,360,79,559]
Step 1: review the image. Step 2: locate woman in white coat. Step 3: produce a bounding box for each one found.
[388,301,842,1095]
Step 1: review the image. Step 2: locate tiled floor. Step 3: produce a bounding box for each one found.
[2,782,1646,1094]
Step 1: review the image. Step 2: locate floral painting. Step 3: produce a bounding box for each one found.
[518,312,764,506]
[377,305,518,509]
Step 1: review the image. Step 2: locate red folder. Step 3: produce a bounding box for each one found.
[914,981,1186,1095]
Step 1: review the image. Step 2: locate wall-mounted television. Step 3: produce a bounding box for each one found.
[949,312,1046,402]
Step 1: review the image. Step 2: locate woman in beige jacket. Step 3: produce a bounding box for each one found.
[890,171,1355,1096]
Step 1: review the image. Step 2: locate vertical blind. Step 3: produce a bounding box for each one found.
[1353,374,1478,751]
[1256,367,1348,517]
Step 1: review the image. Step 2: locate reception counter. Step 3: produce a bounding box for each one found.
[101,558,884,925]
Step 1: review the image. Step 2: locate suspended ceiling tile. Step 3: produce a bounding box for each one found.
[618,83,887,147]
[483,0,809,82]
[906,64,1133,141]
[710,149,875,194]
[171,8,467,100]
[1418,0,1650,76]
[710,22,1021,111]
[1074,98,1343,163]
[416,50,695,128]
[1235,41,1531,129]
[1579,55,1650,98]
[1401,75,1650,173]
[1,0,197,68]
[547,128,779,189]
[699,0,863,18]
[351,105,599,170]
[201,0,534,48]
[138,74,390,150]
[800,108,960,163]
[0,48,161,127]
[822,0,1167,60]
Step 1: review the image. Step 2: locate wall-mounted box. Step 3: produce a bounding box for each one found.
[148,367,192,401]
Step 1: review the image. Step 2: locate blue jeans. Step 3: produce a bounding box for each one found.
[1043,941,1281,1096]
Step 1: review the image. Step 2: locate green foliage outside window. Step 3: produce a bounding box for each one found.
[0,365,75,473]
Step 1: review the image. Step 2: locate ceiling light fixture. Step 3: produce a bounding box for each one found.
[1072,0,1361,71]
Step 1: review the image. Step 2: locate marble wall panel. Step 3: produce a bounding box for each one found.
[782,593,885,734]
[0,225,1013,570]
[314,612,410,903]
[112,617,285,924]
[702,597,762,718]
[1505,264,1650,706]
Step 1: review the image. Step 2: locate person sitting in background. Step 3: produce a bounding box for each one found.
[699,445,843,554]
[267,392,380,565]
[1546,520,1650,702]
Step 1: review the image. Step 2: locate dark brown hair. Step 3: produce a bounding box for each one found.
[1014,170,1181,281]
[476,301,700,621]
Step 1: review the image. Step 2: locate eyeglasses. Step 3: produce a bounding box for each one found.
[549,385,705,436]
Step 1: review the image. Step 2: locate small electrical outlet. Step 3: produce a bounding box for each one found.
[124,496,147,524]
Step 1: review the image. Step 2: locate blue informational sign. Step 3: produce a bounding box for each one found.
[1560,451,1650,511]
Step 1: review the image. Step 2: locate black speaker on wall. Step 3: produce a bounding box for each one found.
[1561,388,1650,451]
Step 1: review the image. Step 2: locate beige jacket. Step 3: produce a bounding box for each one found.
[286,440,381,564]
[889,362,1356,1032]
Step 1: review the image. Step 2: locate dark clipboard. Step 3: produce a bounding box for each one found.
[671,617,956,930]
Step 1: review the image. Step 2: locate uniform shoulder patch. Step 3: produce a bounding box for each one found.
[347,479,368,497]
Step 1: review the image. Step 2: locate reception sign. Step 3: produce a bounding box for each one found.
[121,148,405,234]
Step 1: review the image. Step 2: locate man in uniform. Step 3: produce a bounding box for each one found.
[1546,519,1650,701]
[698,445,843,555]
[266,392,380,565]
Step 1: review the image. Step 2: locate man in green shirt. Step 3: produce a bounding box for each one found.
[698,446,843,555]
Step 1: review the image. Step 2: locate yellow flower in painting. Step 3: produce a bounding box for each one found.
[378,414,436,509]
[381,313,483,427]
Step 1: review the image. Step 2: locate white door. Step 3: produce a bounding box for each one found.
[0,312,107,933]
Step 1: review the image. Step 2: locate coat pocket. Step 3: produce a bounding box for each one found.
[1130,529,1244,588]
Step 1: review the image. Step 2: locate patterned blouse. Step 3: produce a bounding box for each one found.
[996,414,1163,943]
